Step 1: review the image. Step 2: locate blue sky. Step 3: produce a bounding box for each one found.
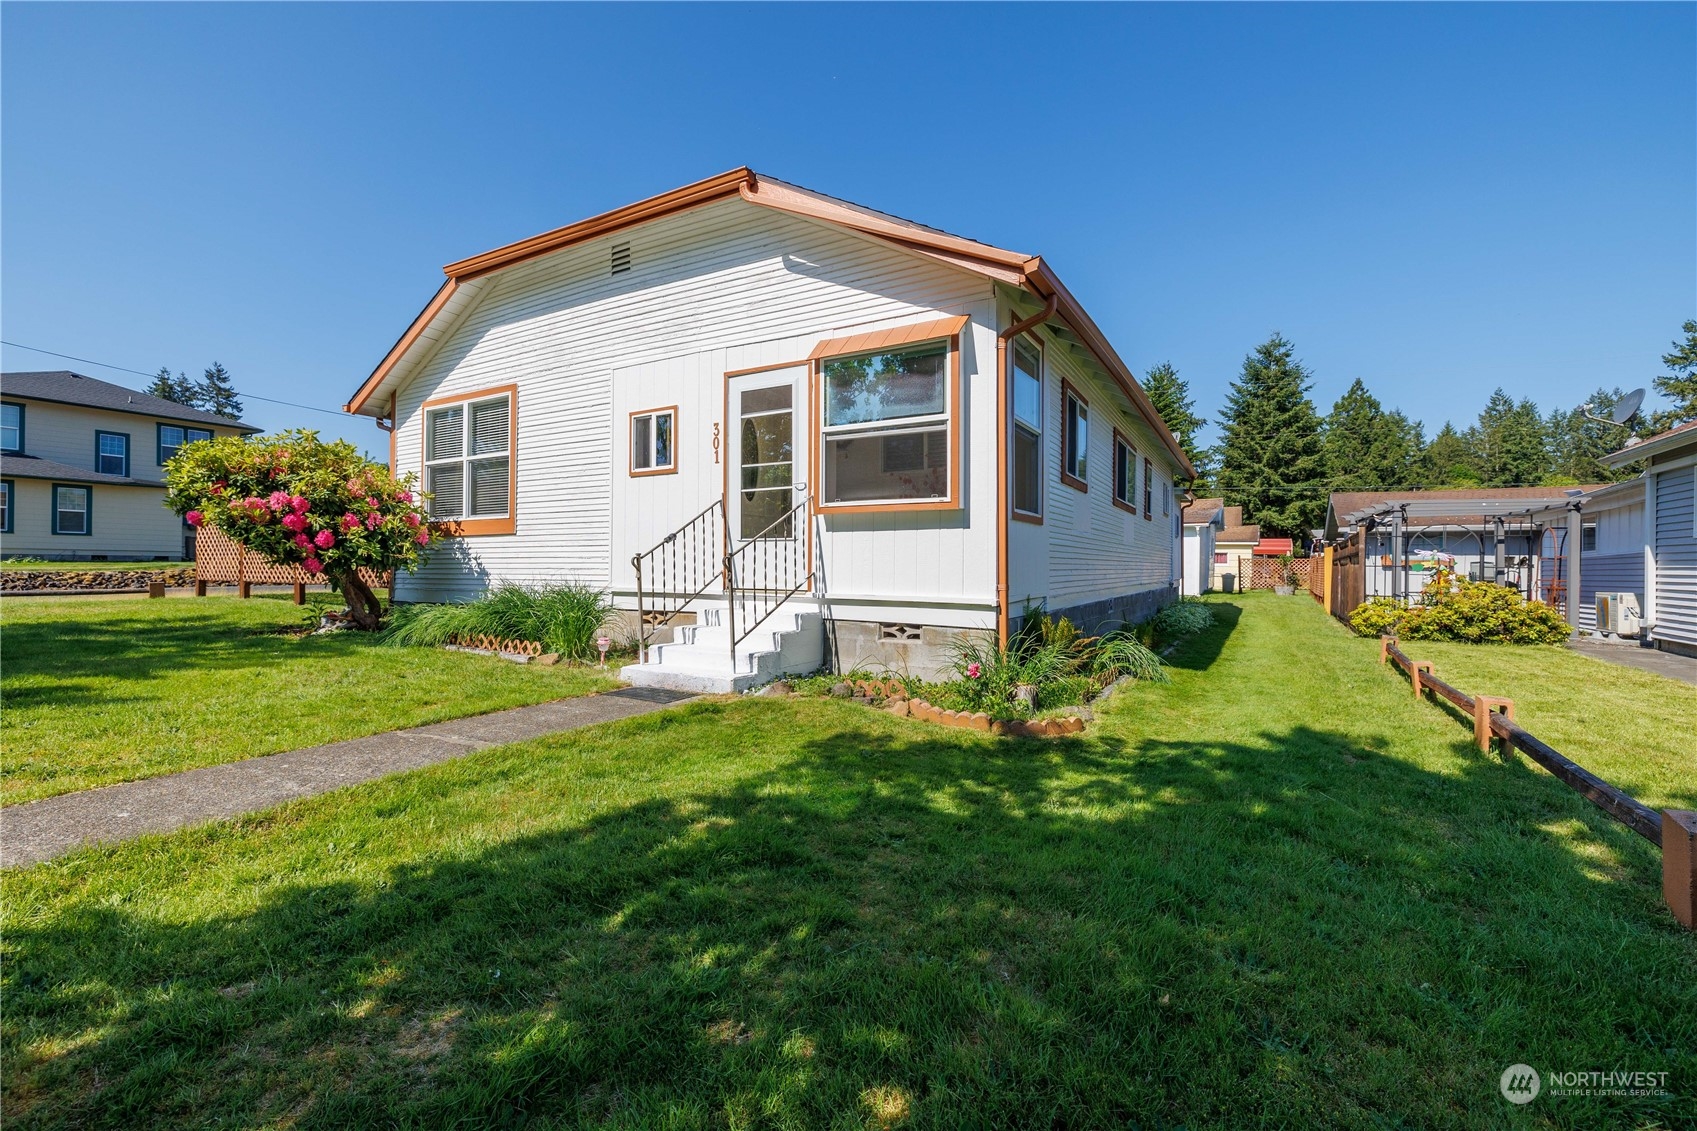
[3,3,1692,456]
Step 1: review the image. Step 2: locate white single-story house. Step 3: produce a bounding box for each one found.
[1,371,257,561]
[345,169,1193,689]
[1595,419,1697,658]
[1526,478,1647,635]
[1181,496,1223,596]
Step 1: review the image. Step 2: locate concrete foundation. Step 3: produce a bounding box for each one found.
[1024,585,1179,638]
[824,619,976,681]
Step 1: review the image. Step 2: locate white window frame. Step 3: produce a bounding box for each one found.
[629,407,677,476]
[424,391,513,522]
[158,423,212,466]
[818,338,954,508]
[53,484,90,535]
[1061,381,1089,489]
[1,403,21,453]
[1113,432,1136,512]
[1011,337,1044,519]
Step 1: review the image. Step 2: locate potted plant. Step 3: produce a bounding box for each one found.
[1273,551,1299,595]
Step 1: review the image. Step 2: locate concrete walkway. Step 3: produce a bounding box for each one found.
[0,687,696,868]
[1571,638,1697,685]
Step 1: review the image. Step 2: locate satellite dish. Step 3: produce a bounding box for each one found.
[1581,387,1646,427]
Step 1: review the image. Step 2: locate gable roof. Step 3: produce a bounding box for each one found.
[1598,417,1697,467]
[1217,505,1261,544]
[2,371,259,432]
[1181,496,1224,526]
[343,169,1193,476]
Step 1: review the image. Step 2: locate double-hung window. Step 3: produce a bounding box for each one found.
[424,388,514,532]
[158,423,212,466]
[1012,338,1043,518]
[1112,431,1135,513]
[630,407,677,475]
[1162,480,1171,518]
[1142,457,1154,519]
[0,479,12,533]
[820,338,953,506]
[1061,381,1088,490]
[53,484,90,535]
[1,403,22,453]
[96,431,130,477]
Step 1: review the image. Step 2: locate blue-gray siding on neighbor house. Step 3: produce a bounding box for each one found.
[1577,552,1644,632]
[1653,465,1697,647]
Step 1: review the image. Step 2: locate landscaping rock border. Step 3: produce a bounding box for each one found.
[1,568,196,593]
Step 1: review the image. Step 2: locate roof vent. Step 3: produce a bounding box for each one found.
[610,242,631,275]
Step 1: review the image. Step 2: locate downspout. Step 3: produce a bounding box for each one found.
[995,293,1058,650]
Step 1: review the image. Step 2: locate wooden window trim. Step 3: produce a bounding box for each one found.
[51,482,92,536]
[421,383,518,537]
[1143,456,1154,520]
[629,406,679,477]
[1111,428,1136,515]
[1010,333,1044,524]
[1060,378,1088,493]
[95,429,131,479]
[811,333,963,515]
[0,478,12,534]
[1,401,23,454]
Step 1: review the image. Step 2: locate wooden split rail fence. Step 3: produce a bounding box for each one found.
[1378,634,1696,929]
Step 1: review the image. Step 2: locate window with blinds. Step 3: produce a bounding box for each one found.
[425,393,511,521]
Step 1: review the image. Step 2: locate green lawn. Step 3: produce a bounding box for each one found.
[3,594,1692,1128]
[0,595,620,804]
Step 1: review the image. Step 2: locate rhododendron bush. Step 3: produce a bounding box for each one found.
[165,429,435,629]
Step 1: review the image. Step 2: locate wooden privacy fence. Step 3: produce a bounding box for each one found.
[1377,634,1697,929]
[192,526,392,604]
[1329,531,1365,621]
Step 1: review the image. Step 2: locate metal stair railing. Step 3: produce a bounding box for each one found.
[631,500,726,663]
[724,495,812,671]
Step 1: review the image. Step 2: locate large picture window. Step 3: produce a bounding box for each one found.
[96,431,130,477]
[1061,381,1088,491]
[53,484,90,535]
[820,339,953,506]
[1,403,22,453]
[630,407,677,475]
[158,423,212,466]
[1012,338,1043,518]
[1112,430,1135,514]
[425,390,514,530]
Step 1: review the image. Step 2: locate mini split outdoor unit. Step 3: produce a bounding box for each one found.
[1595,592,1642,636]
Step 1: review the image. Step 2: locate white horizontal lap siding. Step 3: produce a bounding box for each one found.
[388,198,993,606]
[1031,338,1177,610]
[1652,465,1697,644]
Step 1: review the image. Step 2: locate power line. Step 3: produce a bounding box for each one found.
[0,339,351,420]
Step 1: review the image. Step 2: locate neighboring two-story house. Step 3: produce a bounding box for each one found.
[0,371,258,561]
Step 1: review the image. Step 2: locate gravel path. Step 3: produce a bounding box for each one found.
[0,687,696,868]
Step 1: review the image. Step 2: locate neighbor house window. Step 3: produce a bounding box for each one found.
[1162,480,1171,517]
[96,431,130,477]
[1061,381,1088,490]
[53,484,90,535]
[157,423,212,466]
[1,403,22,453]
[424,388,514,531]
[1214,551,1227,564]
[820,339,952,506]
[1143,457,1153,519]
[0,479,11,533]
[1112,431,1135,513]
[630,407,677,475]
[1012,338,1043,518]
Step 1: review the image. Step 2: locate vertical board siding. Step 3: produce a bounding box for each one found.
[390,198,995,604]
[1652,465,1697,645]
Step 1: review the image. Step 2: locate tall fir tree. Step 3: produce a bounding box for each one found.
[146,366,202,408]
[1545,387,1644,484]
[1423,422,1479,486]
[1466,389,1549,486]
[1323,378,1422,489]
[197,362,244,420]
[1215,333,1327,537]
[1142,361,1213,488]
[1649,318,1697,431]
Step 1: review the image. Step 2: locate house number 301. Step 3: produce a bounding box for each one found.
[712,422,721,464]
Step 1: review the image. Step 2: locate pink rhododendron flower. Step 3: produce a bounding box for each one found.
[303,557,323,574]
[966,662,982,679]
[415,531,430,545]
[404,512,420,528]
[185,510,204,527]
[398,490,414,503]
[280,513,306,532]
[341,512,361,531]
[314,529,335,550]
[290,496,310,514]
[294,533,312,548]
[366,496,379,508]
[267,490,292,512]
[366,513,381,530]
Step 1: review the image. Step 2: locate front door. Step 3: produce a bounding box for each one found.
[726,364,809,555]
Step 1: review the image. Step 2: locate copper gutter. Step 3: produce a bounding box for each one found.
[995,293,1058,649]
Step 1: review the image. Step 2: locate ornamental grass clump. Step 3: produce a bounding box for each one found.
[380,582,614,661]
[935,611,1168,720]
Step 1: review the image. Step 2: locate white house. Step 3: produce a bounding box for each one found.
[1597,420,1697,658]
[345,169,1192,690]
[1,371,257,561]
[1528,479,1646,635]
[1180,497,1223,596]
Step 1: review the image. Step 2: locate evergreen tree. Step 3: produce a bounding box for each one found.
[1546,387,1643,484]
[146,366,203,408]
[1142,361,1213,490]
[1215,333,1327,537]
[196,362,244,420]
[1649,318,1697,431]
[1424,422,1479,486]
[1323,378,1421,489]
[1467,389,1548,486]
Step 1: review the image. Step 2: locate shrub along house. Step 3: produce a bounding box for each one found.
[0,371,256,561]
[345,169,1192,690]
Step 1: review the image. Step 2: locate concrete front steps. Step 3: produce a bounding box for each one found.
[620,601,824,694]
